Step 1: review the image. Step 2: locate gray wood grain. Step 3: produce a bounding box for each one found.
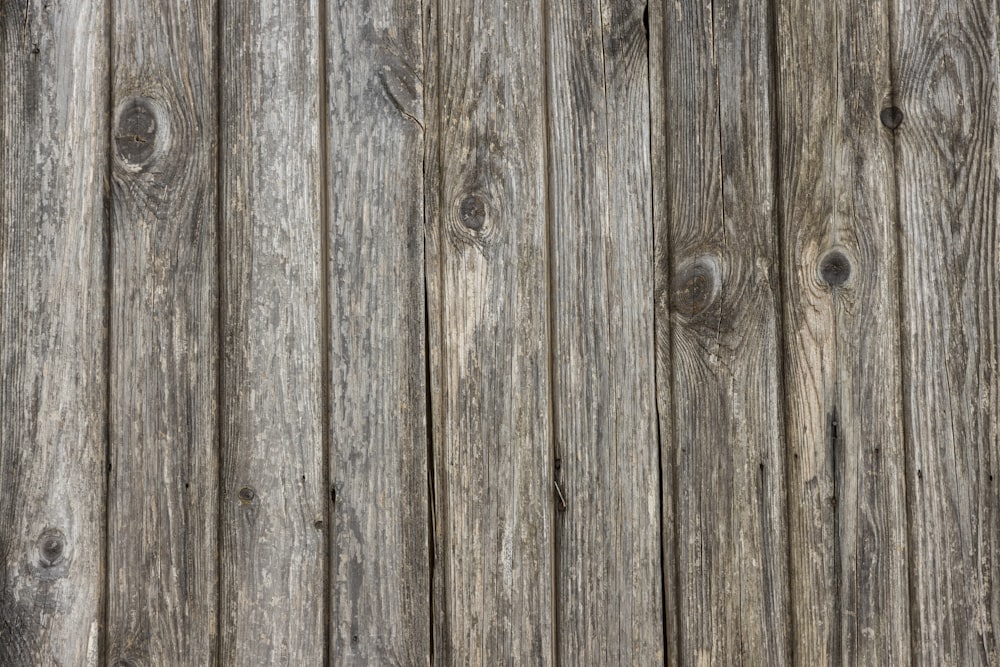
[646,0,679,661]
[424,0,554,661]
[893,0,1000,662]
[107,1,218,663]
[0,2,108,664]
[656,0,790,661]
[774,1,912,663]
[544,0,663,662]
[325,0,430,663]
[218,0,327,663]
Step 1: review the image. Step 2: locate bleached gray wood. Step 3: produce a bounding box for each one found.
[656,0,790,661]
[424,0,554,661]
[774,1,911,663]
[544,0,663,662]
[893,0,1000,662]
[0,2,108,664]
[218,0,326,663]
[106,1,218,663]
[325,0,430,663]
[646,0,680,661]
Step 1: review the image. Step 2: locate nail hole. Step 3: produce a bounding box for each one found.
[238,487,256,504]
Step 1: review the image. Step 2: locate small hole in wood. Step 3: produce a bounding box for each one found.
[238,487,256,504]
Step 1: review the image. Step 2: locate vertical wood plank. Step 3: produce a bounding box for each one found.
[646,0,679,661]
[326,0,431,663]
[424,0,554,660]
[893,0,1000,662]
[656,0,790,661]
[544,0,663,662]
[775,0,912,663]
[218,0,326,663]
[107,1,218,663]
[0,2,108,664]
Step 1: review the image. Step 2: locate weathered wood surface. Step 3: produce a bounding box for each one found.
[107,0,218,663]
[424,0,554,661]
[3,0,1000,663]
[655,0,790,662]
[218,0,326,663]
[0,2,108,664]
[545,0,663,662]
[894,0,1000,662]
[326,0,430,663]
[775,0,911,663]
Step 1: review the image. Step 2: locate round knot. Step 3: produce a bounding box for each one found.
[238,487,256,504]
[672,256,721,317]
[880,106,904,130]
[458,194,487,231]
[819,249,851,286]
[37,528,66,568]
[116,98,159,164]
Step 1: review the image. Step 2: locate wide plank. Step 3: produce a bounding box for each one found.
[655,0,790,661]
[893,0,1000,662]
[326,0,431,663]
[0,2,108,664]
[544,0,663,662]
[106,0,218,663]
[774,0,911,663]
[424,0,554,660]
[218,0,327,663]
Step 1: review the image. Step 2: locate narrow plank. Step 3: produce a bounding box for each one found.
[0,2,108,664]
[544,0,663,662]
[646,0,679,661]
[656,0,790,661]
[217,0,326,663]
[424,0,554,660]
[775,0,911,663]
[106,1,218,663]
[325,0,430,663]
[893,0,1000,662]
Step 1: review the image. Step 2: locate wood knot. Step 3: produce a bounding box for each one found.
[819,249,851,287]
[237,487,256,504]
[459,193,487,231]
[672,256,721,317]
[880,106,903,130]
[115,98,159,165]
[36,528,65,568]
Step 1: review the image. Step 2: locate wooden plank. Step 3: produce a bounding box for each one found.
[544,0,663,662]
[893,0,1000,662]
[655,0,790,661]
[646,0,679,661]
[774,1,911,663]
[325,0,430,663]
[217,0,326,663]
[424,0,554,661]
[106,1,218,663]
[0,2,108,664]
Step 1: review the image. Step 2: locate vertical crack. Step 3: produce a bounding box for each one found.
[317,0,333,663]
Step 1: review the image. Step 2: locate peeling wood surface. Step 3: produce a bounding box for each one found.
[1,2,108,665]
[218,0,326,663]
[1,0,999,664]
